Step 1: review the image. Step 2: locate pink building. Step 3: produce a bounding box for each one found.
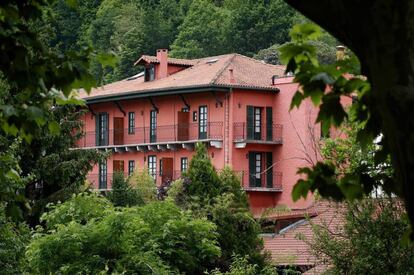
[77,49,324,214]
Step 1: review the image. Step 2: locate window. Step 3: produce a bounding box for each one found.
[193,111,197,122]
[128,112,135,134]
[99,161,107,189]
[159,159,163,176]
[144,64,155,81]
[150,110,157,143]
[128,160,135,176]
[255,153,262,180]
[96,113,109,146]
[148,155,156,180]
[198,106,207,139]
[254,107,262,136]
[181,157,188,172]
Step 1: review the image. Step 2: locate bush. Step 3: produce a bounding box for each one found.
[108,172,142,207]
[128,168,157,204]
[26,199,221,274]
[0,205,30,274]
[41,192,112,228]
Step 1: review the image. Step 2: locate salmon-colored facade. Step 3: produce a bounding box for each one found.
[76,49,336,214]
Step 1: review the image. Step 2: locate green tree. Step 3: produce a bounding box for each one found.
[108,169,157,207]
[169,143,271,271]
[0,1,114,222]
[128,168,158,204]
[17,105,107,225]
[185,143,222,202]
[225,0,295,56]
[108,172,142,207]
[280,1,414,233]
[0,205,30,275]
[27,196,221,274]
[254,40,336,65]
[307,199,414,274]
[170,0,230,58]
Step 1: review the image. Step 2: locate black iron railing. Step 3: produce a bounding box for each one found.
[77,122,223,148]
[87,169,281,191]
[233,123,283,143]
[235,170,282,190]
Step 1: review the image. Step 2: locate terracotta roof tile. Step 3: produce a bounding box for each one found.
[135,55,198,66]
[79,53,286,101]
[262,201,345,267]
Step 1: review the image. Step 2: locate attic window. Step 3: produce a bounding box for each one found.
[144,64,155,81]
[206,58,218,64]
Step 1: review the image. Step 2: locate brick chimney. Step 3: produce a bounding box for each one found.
[156,49,168,79]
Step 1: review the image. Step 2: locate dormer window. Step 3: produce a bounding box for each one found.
[144,64,155,82]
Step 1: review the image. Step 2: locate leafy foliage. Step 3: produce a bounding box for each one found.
[128,168,157,204]
[41,192,113,229]
[170,143,271,272]
[185,143,222,203]
[307,199,414,274]
[0,205,30,275]
[108,172,143,207]
[279,23,392,203]
[27,197,221,274]
[209,255,275,275]
[170,0,230,58]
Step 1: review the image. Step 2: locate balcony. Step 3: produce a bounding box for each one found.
[233,123,283,148]
[86,170,185,191]
[236,170,283,192]
[87,170,281,192]
[77,122,223,151]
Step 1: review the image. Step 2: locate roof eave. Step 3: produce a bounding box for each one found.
[84,84,280,104]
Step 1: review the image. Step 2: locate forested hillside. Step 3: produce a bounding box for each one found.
[44,0,302,84]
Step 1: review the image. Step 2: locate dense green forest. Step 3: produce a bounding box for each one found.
[45,0,335,84]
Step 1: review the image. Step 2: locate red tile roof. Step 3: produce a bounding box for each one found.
[134,55,198,66]
[79,54,286,101]
[262,201,345,267]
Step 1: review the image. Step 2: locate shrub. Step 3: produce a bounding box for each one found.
[128,168,157,204]
[26,200,221,274]
[108,171,142,207]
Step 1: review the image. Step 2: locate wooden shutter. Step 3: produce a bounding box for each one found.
[266,107,273,141]
[177,111,189,141]
[113,117,124,145]
[266,152,273,188]
[246,106,254,140]
[113,160,124,173]
[161,158,173,184]
[248,151,256,187]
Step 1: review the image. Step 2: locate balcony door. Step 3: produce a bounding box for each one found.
[248,152,273,188]
[98,161,107,189]
[150,110,157,143]
[198,105,207,139]
[247,106,262,140]
[161,157,173,185]
[113,117,124,145]
[177,110,189,141]
[96,113,109,146]
[113,160,124,174]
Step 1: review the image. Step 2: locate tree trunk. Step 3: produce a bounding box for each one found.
[284,0,414,233]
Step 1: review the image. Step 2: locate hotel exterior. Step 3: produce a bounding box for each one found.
[76,49,329,213]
